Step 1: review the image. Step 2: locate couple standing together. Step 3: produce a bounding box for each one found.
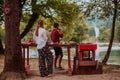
[33,20,64,77]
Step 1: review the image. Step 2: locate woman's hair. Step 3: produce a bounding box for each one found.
[35,20,44,36]
[38,20,44,27]
[54,22,59,28]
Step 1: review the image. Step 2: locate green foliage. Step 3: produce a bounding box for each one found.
[115,20,120,42]
[79,0,120,42]
[21,0,88,43]
[80,0,120,20]
[98,26,110,41]
[62,13,89,43]
[88,27,95,37]
[0,0,89,43]
[0,25,5,41]
[0,0,4,24]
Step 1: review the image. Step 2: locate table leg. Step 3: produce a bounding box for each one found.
[27,46,29,65]
[22,47,25,68]
[67,46,72,76]
[26,46,30,74]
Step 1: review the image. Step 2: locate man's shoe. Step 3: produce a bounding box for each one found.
[58,66,64,70]
[40,74,48,77]
[41,75,46,77]
[55,67,58,69]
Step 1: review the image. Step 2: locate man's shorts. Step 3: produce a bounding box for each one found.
[53,47,63,56]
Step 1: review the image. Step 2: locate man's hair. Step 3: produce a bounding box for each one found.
[54,22,59,28]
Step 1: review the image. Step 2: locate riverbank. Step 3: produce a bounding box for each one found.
[27,46,120,65]
[0,55,120,80]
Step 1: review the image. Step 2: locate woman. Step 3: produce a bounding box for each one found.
[33,20,53,77]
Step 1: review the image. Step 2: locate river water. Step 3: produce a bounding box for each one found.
[25,46,120,65]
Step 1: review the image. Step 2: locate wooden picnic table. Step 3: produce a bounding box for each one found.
[21,43,78,75]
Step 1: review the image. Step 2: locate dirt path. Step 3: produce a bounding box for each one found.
[25,58,120,80]
[0,55,120,80]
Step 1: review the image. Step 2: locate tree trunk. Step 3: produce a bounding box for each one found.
[0,0,26,80]
[102,0,118,65]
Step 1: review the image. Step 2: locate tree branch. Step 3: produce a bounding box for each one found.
[19,0,26,8]
[20,13,39,39]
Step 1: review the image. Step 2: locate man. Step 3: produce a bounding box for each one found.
[51,23,64,70]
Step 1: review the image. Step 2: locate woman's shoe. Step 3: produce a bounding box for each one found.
[47,73,54,77]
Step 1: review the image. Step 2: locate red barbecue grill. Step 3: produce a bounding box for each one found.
[72,43,102,75]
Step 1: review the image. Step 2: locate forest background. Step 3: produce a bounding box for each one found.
[0,0,120,45]
[0,0,120,80]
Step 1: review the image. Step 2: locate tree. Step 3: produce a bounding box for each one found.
[70,13,88,43]
[20,0,39,39]
[0,0,83,41]
[79,0,120,64]
[20,0,81,39]
[0,0,4,54]
[0,0,84,79]
[0,0,26,80]
[102,0,119,64]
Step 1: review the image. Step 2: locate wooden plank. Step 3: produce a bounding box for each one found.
[79,61,96,66]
